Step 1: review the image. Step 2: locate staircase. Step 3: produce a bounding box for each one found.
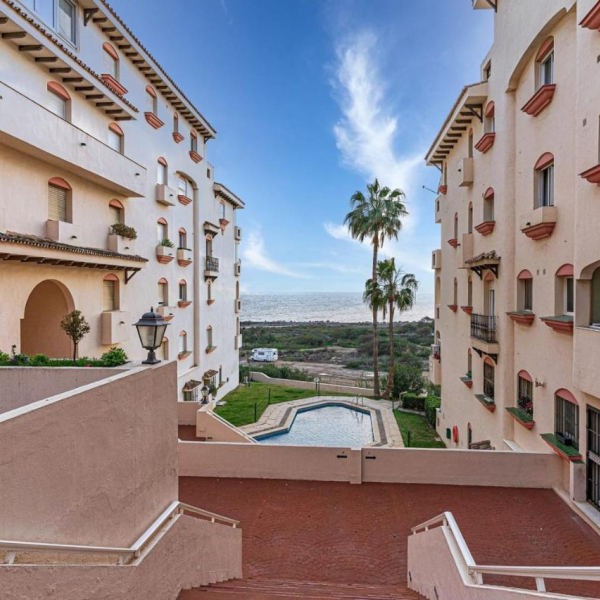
[179,578,423,599]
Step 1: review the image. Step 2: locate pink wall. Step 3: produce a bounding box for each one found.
[0,514,242,600]
[0,362,178,546]
[0,366,125,414]
[178,442,563,489]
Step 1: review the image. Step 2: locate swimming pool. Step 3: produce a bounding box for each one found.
[257,404,374,447]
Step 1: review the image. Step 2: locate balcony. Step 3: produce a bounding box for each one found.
[100,311,130,345]
[205,256,219,280]
[470,314,499,357]
[435,196,442,224]
[429,350,441,386]
[156,245,175,264]
[107,233,136,256]
[234,226,242,241]
[45,220,79,245]
[235,299,241,314]
[156,184,177,206]
[520,206,557,241]
[460,233,473,267]
[431,249,442,270]
[234,261,242,276]
[0,80,146,197]
[177,248,193,267]
[458,158,473,187]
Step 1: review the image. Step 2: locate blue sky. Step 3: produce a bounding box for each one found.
[113,0,493,294]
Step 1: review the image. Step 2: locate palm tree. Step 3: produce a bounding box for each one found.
[344,179,408,397]
[376,258,418,399]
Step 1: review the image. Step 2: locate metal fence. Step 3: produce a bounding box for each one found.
[470,314,497,343]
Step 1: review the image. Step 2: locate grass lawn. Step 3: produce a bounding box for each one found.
[215,382,353,427]
[394,409,446,449]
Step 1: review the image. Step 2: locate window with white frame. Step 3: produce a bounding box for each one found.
[47,83,69,120]
[108,125,123,154]
[178,176,189,198]
[483,361,495,400]
[564,276,574,315]
[537,162,554,207]
[57,0,76,43]
[158,280,168,306]
[178,228,187,249]
[146,87,158,115]
[157,220,168,243]
[555,392,579,448]
[538,47,554,89]
[179,280,187,302]
[220,202,226,221]
[191,132,198,153]
[157,160,167,185]
[48,180,70,222]
[103,277,118,311]
[102,43,119,79]
[179,332,188,355]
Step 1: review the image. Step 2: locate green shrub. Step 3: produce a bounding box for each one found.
[110,222,138,240]
[402,393,426,411]
[100,347,128,367]
[30,353,51,366]
[251,363,311,382]
[424,395,441,428]
[391,363,424,399]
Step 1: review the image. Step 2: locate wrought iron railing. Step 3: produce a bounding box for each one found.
[205,256,219,272]
[470,314,497,343]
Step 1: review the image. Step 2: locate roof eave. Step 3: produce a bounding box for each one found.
[214,183,245,209]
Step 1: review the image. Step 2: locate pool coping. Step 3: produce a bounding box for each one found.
[241,396,404,448]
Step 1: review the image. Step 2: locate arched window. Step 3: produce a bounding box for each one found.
[108,123,124,154]
[173,113,183,142]
[483,357,495,400]
[555,264,574,316]
[146,85,158,115]
[555,389,579,449]
[534,153,554,208]
[157,157,168,185]
[453,213,458,240]
[190,129,198,153]
[468,202,473,234]
[177,227,187,249]
[179,331,188,356]
[220,201,226,221]
[517,370,533,417]
[47,82,70,121]
[536,37,554,89]
[179,279,188,302]
[206,235,213,258]
[467,276,473,307]
[483,187,495,222]
[102,42,119,81]
[467,349,472,376]
[207,280,213,304]
[48,177,72,223]
[453,278,458,306]
[236,280,240,301]
[468,128,474,158]
[218,365,223,386]
[161,337,169,361]
[207,326,213,349]
[158,278,168,306]
[157,218,168,243]
[592,267,600,327]
[178,175,192,203]
[109,199,124,225]
[517,270,533,312]
[103,274,119,312]
[484,101,495,134]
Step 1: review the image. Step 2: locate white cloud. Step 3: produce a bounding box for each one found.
[324,222,353,242]
[331,30,424,227]
[242,230,307,279]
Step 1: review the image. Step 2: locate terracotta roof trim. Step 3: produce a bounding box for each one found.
[465,250,501,265]
[214,182,245,208]
[0,231,148,263]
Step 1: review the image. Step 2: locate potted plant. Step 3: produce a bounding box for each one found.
[156,238,175,263]
[107,223,137,254]
[177,246,193,266]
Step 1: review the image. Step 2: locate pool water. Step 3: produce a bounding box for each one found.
[258,405,374,447]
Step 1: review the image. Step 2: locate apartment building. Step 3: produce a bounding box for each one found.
[0,0,244,399]
[427,0,600,508]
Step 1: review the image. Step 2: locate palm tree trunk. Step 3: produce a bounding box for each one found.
[372,234,380,397]
[383,303,395,399]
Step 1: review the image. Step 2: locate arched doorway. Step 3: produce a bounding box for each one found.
[21,280,74,358]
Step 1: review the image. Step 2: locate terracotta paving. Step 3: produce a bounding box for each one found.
[179,477,600,598]
[178,425,199,441]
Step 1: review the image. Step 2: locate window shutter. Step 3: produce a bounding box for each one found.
[48,185,68,222]
[103,280,116,311]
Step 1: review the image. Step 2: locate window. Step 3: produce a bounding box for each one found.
[517,371,533,417]
[592,267,600,326]
[157,218,168,243]
[468,129,474,159]
[468,203,473,233]
[467,277,473,307]
[47,82,70,120]
[178,228,187,249]
[108,123,124,154]
[102,43,119,80]
[109,199,124,224]
[453,278,458,306]
[536,38,554,89]
[535,154,555,208]
[484,102,495,134]
[565,276,574,315]
[160,337,169,361]
[207,280,212,303]
[523,278,533,311]
[178,176,189,198]
[103,275,118,311]
[484,195,494,222]
[517,271,534,312]
[173,114,179,134]
[157,158,168,185]
[484,61,491,81]
[219,366,222,386]
[146,86,158,115]
[179,331,188,355]
[453,213,458,240]
[190,130,198,153]
[179,280,187,302]
[467,350,472,375]
[220,202,226,221]
[483,360,495,400]
[58,0,76,43]
[48,177,71,222]
[555,390,579,449]
[207,326,213,348]
[158,278,168,306]
[206,236,213,257]
[556,264,574,316]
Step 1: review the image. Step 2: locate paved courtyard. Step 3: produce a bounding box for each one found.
[180,477,600,598]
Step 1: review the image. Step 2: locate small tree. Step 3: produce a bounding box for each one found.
[60,310,90,362]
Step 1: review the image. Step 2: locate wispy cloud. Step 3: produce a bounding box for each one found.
[331,30,424,214]
[242,230,307,278]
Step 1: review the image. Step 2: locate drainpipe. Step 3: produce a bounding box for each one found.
[193,185,200,369]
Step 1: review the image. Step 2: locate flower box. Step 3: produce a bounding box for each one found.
[475,394,496,412]
[507,311,535,326]
[506,407,535,430]
[475,221,495,236]
[541,433,581,461]
[156,245,175,264]
[460,376,473,389]
[177,248,193,266]
[541,315,573,335]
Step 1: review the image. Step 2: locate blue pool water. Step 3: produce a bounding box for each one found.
[258,405,374,447]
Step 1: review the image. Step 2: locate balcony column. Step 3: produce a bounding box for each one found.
[193,185,200,368]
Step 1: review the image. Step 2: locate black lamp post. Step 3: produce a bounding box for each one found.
[201,384,210,404]
[133,307,169,365]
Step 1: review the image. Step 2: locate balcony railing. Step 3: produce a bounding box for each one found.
[471,314,497,343]
[205,256,219,272]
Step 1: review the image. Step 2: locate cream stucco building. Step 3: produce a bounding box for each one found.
[427,0,600,509]
[0,0,244,400]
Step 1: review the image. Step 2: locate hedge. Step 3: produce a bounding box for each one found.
[424,395,441,427]
[402,393,426,412]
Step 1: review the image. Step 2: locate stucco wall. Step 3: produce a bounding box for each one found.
[178,442,563,488]
[250,371,375,397]
[0,366,123,414]
[0,514,242,600]
[0,362,178,547]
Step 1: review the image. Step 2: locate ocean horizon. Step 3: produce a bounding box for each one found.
[241,291,434,323]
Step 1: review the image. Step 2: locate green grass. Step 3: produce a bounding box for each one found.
[215,382,353,427]
[394,409,446,448]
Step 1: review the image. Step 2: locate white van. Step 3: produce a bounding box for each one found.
[251,348,279,362]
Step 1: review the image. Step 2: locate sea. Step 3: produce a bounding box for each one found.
[241,292,434,324]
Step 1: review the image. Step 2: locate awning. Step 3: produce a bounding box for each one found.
[465,250,500,279]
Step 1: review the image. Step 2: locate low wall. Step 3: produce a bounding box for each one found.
[178,442,563,489]
[0,362,178,547]
[178,401,200,425]
[250,371,375,397]
[0,366,126,414]
[0,514,243,600]
[196,408,255,444]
